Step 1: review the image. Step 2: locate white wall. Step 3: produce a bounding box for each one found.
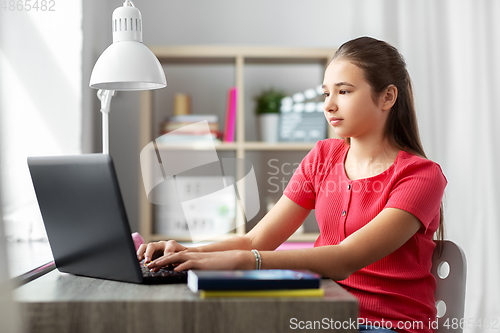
[0,2,83,240]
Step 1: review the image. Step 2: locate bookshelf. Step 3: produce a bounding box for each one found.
[138,46,337,243]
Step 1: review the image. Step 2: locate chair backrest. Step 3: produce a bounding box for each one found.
[431,240,467,333]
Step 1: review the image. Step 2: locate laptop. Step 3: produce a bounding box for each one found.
[27,154,187,284]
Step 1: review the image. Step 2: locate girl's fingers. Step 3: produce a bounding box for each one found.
[164,240,185,254]
[148,251,182,268]
[136,243,147,260]
[144,242,166,263]
[137,240,188,263]
[146,251,231,272]
[173,260,195,272]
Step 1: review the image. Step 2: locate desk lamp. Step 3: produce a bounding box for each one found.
[89,0,166,154]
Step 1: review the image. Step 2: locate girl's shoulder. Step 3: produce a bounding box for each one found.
[395,150,447,183]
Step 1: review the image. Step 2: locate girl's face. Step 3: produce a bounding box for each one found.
[322,59,389,140]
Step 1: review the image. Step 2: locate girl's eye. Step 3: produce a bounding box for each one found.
[339,90,350,95]
[323,92,329,98]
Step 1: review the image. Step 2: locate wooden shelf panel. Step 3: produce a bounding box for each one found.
[244,142,316,151]
[149,45,336,62]
[155,142,240,151]
[149,233,239,243]
[287,233,319,242]
[149,233,319,243]
[154,141,317,151]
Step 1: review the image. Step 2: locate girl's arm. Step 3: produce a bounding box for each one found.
[256,207,422,280]
[138,195,311,261]
[147,203,422,281]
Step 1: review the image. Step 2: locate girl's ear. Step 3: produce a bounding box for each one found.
[381,85,398,111]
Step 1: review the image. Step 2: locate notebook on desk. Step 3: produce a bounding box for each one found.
[27,154,187,284]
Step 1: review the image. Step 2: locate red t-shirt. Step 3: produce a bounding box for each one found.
[283,139,447,333]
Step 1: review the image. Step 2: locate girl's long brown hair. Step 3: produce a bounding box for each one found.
[332,36,444,243]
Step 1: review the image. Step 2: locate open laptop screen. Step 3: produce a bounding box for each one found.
[28,154,143,283]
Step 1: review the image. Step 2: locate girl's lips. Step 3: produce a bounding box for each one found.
[330,118,343,126]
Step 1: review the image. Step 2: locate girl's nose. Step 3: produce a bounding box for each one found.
[324,97,338,113]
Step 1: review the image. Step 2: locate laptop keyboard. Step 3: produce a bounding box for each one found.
[140,261,187,283]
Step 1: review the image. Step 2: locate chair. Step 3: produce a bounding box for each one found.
[431,240,467,333]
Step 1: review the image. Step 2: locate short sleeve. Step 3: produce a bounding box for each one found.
[283,141,323,209]
[385,160,447,231]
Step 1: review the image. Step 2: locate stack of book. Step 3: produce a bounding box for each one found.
[157,114,222,143]
[187,269,324,299]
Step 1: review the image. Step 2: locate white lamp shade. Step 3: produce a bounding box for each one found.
[89,41,166,91]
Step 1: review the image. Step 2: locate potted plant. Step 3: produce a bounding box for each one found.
[254,88,286,143]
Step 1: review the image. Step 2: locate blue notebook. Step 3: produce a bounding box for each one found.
[187,269,321,292]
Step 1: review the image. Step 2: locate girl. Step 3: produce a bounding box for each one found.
[138,37,446,333]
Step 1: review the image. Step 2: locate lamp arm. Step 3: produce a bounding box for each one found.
[97,89,115,114]
[97,89,116,154]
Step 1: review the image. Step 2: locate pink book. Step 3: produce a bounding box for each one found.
[223,88,232,142]
[224,87,237,142]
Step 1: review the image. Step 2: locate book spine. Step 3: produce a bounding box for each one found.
[162,122,219,132]
[187,271,199,292]
[168,115,218,123]
[223,88,232,142]
[225,87,237,142]
[196,278,320,291]
[200,288,324,299]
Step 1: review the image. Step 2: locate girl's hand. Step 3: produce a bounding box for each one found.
[146,250,255,272]
[137,240,197,264]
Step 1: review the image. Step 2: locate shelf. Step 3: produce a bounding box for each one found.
[139,45,335,244]
[155,141,317,151]
[149,45,336,63]
[149,233,240,243]
[244,142,316,151]
[149,232,319,243]
[287,233,319,242]
[156,142,240,151]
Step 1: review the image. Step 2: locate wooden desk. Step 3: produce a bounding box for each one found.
[15,270,358,333]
